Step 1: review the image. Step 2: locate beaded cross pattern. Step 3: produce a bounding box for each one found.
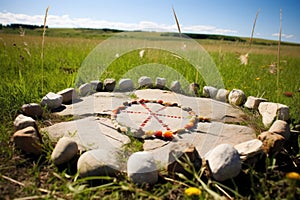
[111,99,210,140]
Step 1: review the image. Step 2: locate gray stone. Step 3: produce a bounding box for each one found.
[205,144,241,181]
[14,114,36,131]
[51,137,78,165]
[90,80,103,92]
[234,139,263,161]
[77,149,122,177]
[167,143,202,177]
[215,88,229,102]
[79,83,92,96]
[258,102,290,127]
[40,92,63,110]
[57,88,77,103]
[203,86,218,99]
[21,103,43,118]
[12,126,42,155]
[138,76,153,88]
[244,96,267,110]
[127,151,158,185]
[228,89,246,106]
[170,81,181,93]
[155,77,166,89]
[258,131,285,155]
[104,78,116,92]
[269,120,290,140]
[118,78,134,91]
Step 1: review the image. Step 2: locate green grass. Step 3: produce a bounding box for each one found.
[0,28,299,199]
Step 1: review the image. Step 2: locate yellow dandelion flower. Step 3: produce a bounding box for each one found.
[184,187,202,196]
[255,77,261,81]
[286,172,300,180]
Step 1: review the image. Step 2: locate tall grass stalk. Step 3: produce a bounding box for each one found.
[277,9,282,102]
[41,6,50,95]
[249,8,261,50]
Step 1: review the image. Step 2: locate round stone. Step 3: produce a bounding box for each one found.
[127,151,158,185]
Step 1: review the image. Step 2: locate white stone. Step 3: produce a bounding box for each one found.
[119,78,134,91]
[40,92,63,110]
[57,88,77,103]
[203,86,218,99]
[77,149,122,177]
[234,139,263,161]
[51,137,78,165]
[215,89,229,102]
[138,76,153,88]
[79,83,92,96]
[269,120,290,140]
[127,151,158,185]
[170,81,181,93]
[14,114,36,131]
[228,89,246,106]
[155,77,166,89]
[205,144,241,181]
[244,96,267,110]
[258,102,290,127]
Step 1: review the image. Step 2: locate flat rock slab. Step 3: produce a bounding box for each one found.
[42,117,130,151]
[55,89,247,123]
[135,89,246,123]
[143,122,256,167]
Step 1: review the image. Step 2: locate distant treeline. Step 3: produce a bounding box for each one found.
[160,32,247,42]
[4,23,48,29]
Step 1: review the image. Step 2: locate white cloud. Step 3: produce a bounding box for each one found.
[272,33,295,39]
[0,11,238,35]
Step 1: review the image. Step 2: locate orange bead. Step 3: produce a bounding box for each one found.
[163,131,173,139]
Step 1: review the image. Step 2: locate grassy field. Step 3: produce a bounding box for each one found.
[0,28,299,199]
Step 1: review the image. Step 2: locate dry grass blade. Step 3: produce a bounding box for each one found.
[249,8,261,50]
[41,6,50,94]
[172,6,181,35]
[277,8,282,101]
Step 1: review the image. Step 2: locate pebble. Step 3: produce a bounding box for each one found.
[138,76,153,88]
[258,131,285,155]
[228,89,246,106]
[215,88,229,102]
[79,83,92,96]
[51,137,78,165]
[119,78,134,91]
[104,78,116,92]
[40,92,63,110]
[127,151,158,185]
[167,143,202,177]
[258,102,290,127]
[244,96,267,110]
[21,103,43,118]
[202,86,218,98]
[234,139,263,161]
[170,81,181,93]
[90,80,103,92]
[189,83,200,96]
[269,120,290,140]
[155,77,166,89]
[13,114,36,131]
[12,126,42,155]
[57,88,77,103]
[77,149,121,177]
[205,144,241,181]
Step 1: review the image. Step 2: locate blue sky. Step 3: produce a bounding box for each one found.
[1,0,300,43]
